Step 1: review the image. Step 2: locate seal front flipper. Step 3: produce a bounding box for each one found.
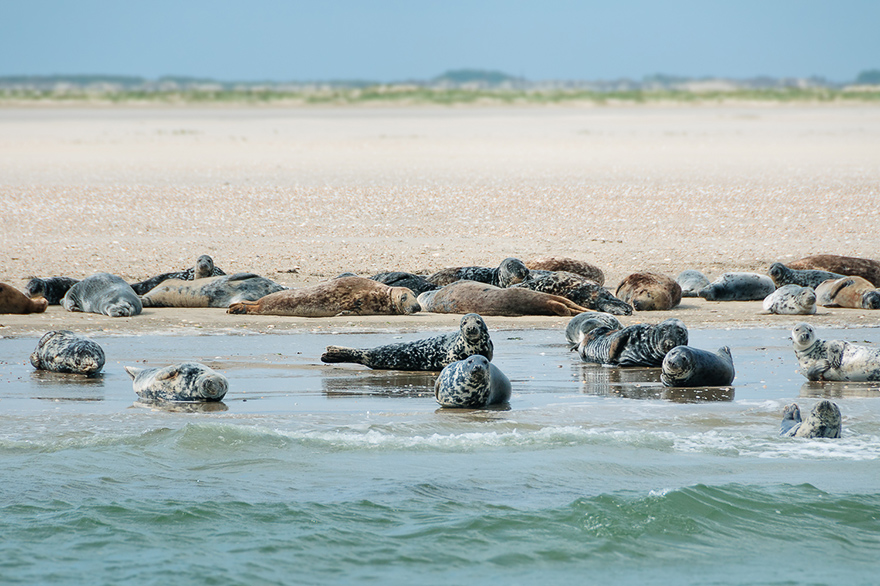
[321,346,365,364]
[227,301,256,314]
[825,278,855,306]
[805,361,831,381]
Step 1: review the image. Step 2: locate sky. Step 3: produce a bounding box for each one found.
[1,0,878,82]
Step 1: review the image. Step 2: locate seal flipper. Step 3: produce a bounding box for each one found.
[155,367,181,381]
[825,278,855,306]
[805,361,831,381]
[226,272,261,282]
[124,366,144,380]
[227,301,256,314]
[321,346,366,365]
[781,403,802,436]
[605,329,631,364]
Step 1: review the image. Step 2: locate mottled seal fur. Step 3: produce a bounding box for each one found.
[434,355,511,408]
[814,276,880,309]
[130,255,226,295]
[227,276,420,317]
[24,276,80,305]
[125,362,229,402]
[30,330,105,375]
[767,262,844,289]
[780,401,842,438]
[0,282,48,314]
[761,284,817,315]
[791,322,880,381]
[321,313,493,371]
[418,280,591,317]
[427,258,531,288]
[676,270,710,297]
[788,254,880,287]
[616,272,682,311]
[660,346,735,387]
[140,273,286,308]
[525,256,604,286]
[369,272,440,297]
[565,312,622,349]
[62,273,142,317]
[511,272,632,315]
[577,318,688,367]
[698,272,776,301]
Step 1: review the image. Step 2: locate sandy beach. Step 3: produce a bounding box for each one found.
[1,103,879,335]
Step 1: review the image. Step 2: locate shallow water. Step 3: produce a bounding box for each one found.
[2,327,879,585]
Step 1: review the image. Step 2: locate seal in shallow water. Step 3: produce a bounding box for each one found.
[761,284,817,315]
[577,318,688,367]
[616,272,682,311]
[676,270,710,297]
[790,322,880,381]
[62,273,142,317]
[322,313,493,371]
[30,330,105,375]
[698,272,775,301]
[788,254,880,287]
[660,346,735,387]
[564,312,622,349]
[780,401,842,438]
[434,355,511,408]
[814,276,880,309]
[511,272,632,315]
[525,256,604,286]
[418,280,591,317]
[125,362,229,402]
[140,273,286,307]
[130,254,226,295]
[427,258,531,288]
[25,276,80,305]
[767,262,844,289]
[0,282,48,314]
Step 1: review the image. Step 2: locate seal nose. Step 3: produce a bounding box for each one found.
[199,375,229,400]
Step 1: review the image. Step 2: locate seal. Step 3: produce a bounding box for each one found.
[676,270,710,297]
[791,322,880,381]
[0,282,48,314]
[29,330,105,375]
[321,313,493,371]
[660,346,735,387]
[24,276,80,305]
[511,272,632,315]
[525,256,605,286]
[125,362,229,402]
[369,271,440,297]
[615,272,682,311]
[434,355,511,408]
[417,280,591,316]
[788,254,880,287]
[780,401,842,438]
[814,276,880,309]
[427,258,531,288]
[577,318,688,367]
[130,255,226,295]
[62,273,142,317]
[767,262,844,289]
[761,284,817,315]
[227,276,420,317]
[698,272,776,301]
[140,273,286,308]
[565,312,622,349]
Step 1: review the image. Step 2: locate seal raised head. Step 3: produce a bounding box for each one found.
[30,330,105,375]
[698,272,776,301]
[788,254,880,287]
[577,317,688,367]
[525,256,604,286]
[0,282,48,314]
[125,362,229,402]
[427,258,530,288]
[676,270,711,298]
[791,322,880,381]
[767,262,844,289]
[62,273,142,317]
[616,272,682,311]
[511,272,632,315]
[418,280,591,316]
[140,273,286,308]
[25,276,80,305]
[780,400,842,438]
[130,255,226,295]
[761,284,817,315]
[434,355,511,408]
[660,346,735,387]
[814,276,880,309]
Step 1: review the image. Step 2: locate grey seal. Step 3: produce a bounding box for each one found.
[434,355,511,408]
[25,276,80,305]
[29,330,105,375]
[577,318,688,367]
[767,262,844,289]
[564,312,622,349]
[761,284,817,315]
[369,271,440,297]
[698,272,776,301]
[814,276,880,309]
[125,362,229,402]
[780,401,842,438]
[418,280,591,316]
[0,282,48,314]
[511,272,632,315]
[321,313,493,371]
[615,272,682,311]
[791,322,880,381]
[130,254,226,295]
[525,256,605,286]
[62,273,142,317]
[660,346,735,387]
[788,254,880,287]
[427,258,531,288]
[676,270,710,297]
[140,273,286,308]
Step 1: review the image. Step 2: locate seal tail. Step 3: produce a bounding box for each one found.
[321,346,366,364]
[227,301,258,314]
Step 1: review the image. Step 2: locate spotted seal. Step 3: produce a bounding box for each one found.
[791,322,880,381]
[322,313,492,371]
[125,362,229,402]
[788,254,880,287]
[660,346,735,387]
[427,258,531,288]
[564,312,622,349]
[814,276,880,309]
[698,272,776,301]
[525,256,604,286]
[0,282,48,314]
[369,271,440,297]
[577,318,688,367]
[62,273,142,317]
[780,401,842,438]
[30,330,105,375]
[418,280,591,316]
[24,276,80,305]
[228,276,420,317]
[676,270,711,297]
[761,284,817,315]
[616,272,682,311]
[434,355,511,408]
[511,272,632,315]
[767,262,844,289]
[140,273,286,308]
[130,255,226,295]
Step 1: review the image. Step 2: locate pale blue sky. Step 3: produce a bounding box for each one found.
[1,0,877,82]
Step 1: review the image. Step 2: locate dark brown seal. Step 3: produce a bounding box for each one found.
[0,282,48,314]
[615,272,682,311]
[417,280,592,316]
[788,254,880,287]
[525,256,605,286]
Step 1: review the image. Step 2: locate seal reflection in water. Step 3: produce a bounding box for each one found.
[125,362,229,402]
[30,330,105,376]
[791,323,880,381]
[435,355,511,408]
[660,346,735,387]
[780,401,842,438]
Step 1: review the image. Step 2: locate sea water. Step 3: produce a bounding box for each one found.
[1,327,879,585]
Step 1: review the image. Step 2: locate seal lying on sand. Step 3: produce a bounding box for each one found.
[125,362,229,402]
[25,276,80,305]
[0,282,48,314]
[577,318,688,367]
[660,346,735,387]
[525,256,604,286]
[511,272,632,315]
[418,280,591,316]
[762,284,817,315]
[62,273,142,317]
[130,254,226,295]
[780,401,842,438]
[767,262,844,289]
[676,270,710,297]
[814,276,880,309]
[788,254,880,287]
[427,258,531,288]
[322,313,493,371]
[565,312,622,349]
[30,330,105,375]
[791,322,880,381]
[616,272,682,311]
[141,273,286,308]
[698,272,776,301]
[228,277,420,317]
[435,355,511,408]
[369,272,440,297]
